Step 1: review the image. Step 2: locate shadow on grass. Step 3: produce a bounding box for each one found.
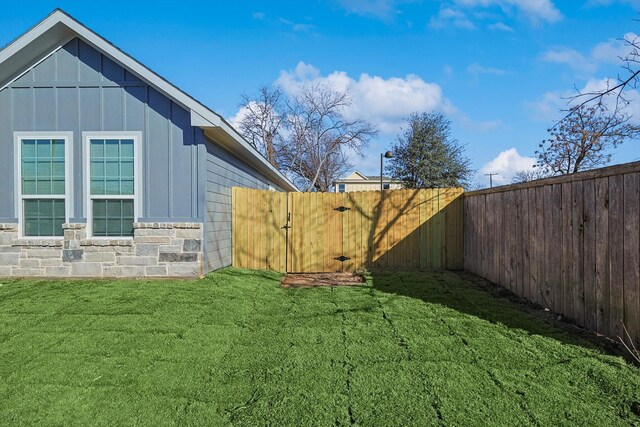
[368,269,621,355]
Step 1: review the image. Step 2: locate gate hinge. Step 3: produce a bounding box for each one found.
[334,206,350,212]
[334,256,351,262]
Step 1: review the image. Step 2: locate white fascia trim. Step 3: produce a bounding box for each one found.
[82,131,142,239]
[13,131,74,239]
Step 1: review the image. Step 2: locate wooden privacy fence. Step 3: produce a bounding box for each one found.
[232,188,464,273]
[464,161,640,347]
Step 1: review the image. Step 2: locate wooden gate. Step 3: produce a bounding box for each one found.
[232,188,463,273]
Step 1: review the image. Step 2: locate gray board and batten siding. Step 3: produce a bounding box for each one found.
[0,37,284,272]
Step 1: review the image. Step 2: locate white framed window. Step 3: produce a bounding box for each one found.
[383,183,390,190]
[338,184,346,193]
[14,132,73,238]
[82,132,142,238]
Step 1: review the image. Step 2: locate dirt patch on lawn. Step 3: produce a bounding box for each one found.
[281,273,366,288]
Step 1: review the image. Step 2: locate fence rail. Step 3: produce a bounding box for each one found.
[464,161,640,347]
[232,188,464,273]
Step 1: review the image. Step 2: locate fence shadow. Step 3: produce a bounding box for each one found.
[368,269,621,355]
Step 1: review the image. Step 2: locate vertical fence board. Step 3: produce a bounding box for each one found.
[594,177,610,336]
[583,179,597,332]
[609,175,625,339]
[623,173,640,345]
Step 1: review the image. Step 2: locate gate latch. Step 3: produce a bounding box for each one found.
[334,206,350,212]
[334,256,351,262]
[281,212,291,230]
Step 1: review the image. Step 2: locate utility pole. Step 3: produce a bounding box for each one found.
[484,173,498,188]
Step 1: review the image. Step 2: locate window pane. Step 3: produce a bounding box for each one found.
[36,179,52,195]
[92,199,134,237]
[89,138,135,197]
[52,160,65,177]
[23,199,64,237]
[120,140,134,157]
[51,140,65,157]
[90,140,104,158]
[120,179,134,195]
[90,179,105,195]
[104,179,120,195]
[22,140,36,157]
[105,140,119,157]
[36,140,51,157]
[37,160,51,177]
[22,160,36,178]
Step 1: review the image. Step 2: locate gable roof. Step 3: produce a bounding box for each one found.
[0,9,298,192]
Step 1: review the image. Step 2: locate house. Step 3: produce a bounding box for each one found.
[333,171,403,192]
[0,10,297,278]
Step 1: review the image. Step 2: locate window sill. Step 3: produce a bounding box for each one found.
[80,239,133,247]
[13,239,63,247]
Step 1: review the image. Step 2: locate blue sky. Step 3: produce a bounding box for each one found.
[2,0,639,187]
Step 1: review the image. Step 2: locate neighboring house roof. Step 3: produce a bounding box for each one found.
[334,171,402,184]
[0,9,298,192]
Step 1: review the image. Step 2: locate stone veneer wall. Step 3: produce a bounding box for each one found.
[0,223,203,278]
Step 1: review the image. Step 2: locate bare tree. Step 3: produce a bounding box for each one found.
[571,32,640,112]
[278,84,377,192]
[536,103,640,175]
[237,86,284,167]
[511,168,550,184]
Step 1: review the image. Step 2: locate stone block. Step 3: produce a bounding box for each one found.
[117,256,157,266]
[166,263,201,277]
[84,252,116,263]
[63,249,84,263]
[183,239,202,252]
[134,229,175,237]
[145,266,167,276]
[135,244,159,257]
[133,236,172,244]
[159,252,198,263]
[0,232,17,246]
[12,268,45,276]
[71,263,102,276]
[44,266,71,276]
[0,253,20,266]
[175,229,202,239]
[41,258,63,267]
[64,240,81,250]
[19,258,41,268]
[103,266,145,277]
[158,245,182,253]
[27,249,61,259]
[0,266,12,276]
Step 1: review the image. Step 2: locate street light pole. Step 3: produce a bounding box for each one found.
[381,151,393,192]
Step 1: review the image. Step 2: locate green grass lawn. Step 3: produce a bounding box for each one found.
[0,269,639,426]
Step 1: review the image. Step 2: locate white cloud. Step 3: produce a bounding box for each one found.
[540,47,595,73]
[451,0,562,23]
[228,103,253,130]
[541,33,637,73]
[479,148,536,184]
[526,77,640,122]
[488,22,515,31]
[592,33,637,63]
[429,7,476,29]
[276,61,459,134]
